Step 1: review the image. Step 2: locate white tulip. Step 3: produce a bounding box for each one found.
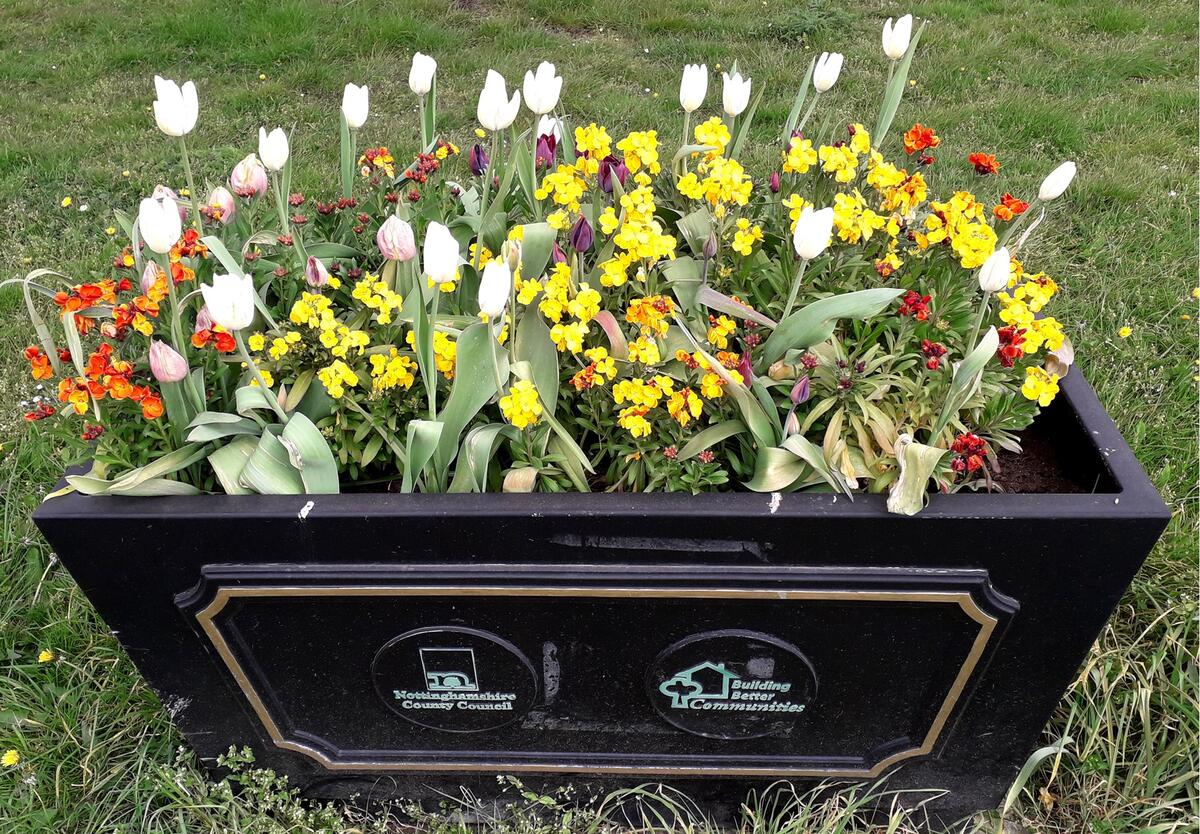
[1038,161,1077,201]
[258,127,289,172]
[978,247,1011,293]
[423,222,461,285]
[138,193,182,255]
[882,15,913,61]
[721,71,752,117]
[523,62,562,115]
[199,273,256,332]
[537,115,563,141]
[679,63,707,113]
[341,83,369,130]
[409,52,437,96]
[477,259,512,319]
[792,206,834,260]
[477,70,521,132]
[813,52,844,93]
[152,75,198,137]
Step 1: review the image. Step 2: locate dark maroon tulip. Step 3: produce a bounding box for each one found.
[535,133,557,168]
[551,240,567,264]
[597,154,629,194]
[738,352,755,386]
[769,171,781,193]
[468,143,490,176]
[569,215,593,253]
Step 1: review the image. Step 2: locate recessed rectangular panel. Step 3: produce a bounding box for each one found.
[180,565,1016,777]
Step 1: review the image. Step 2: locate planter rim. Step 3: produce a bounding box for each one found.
[34,368,1169,523]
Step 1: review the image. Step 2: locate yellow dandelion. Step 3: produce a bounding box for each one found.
[1,750,18,767]
[1117,326,1132,339]
[60,196,72,208]
[38,649,55,664]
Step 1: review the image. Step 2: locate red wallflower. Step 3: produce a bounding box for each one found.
[967,152,1000,175]
[992,193,1030,222]
[950,432,989,477]
[995,325,1026,367]
[903,123,941,156]
[921,339,948,370]
[898,290,932,321]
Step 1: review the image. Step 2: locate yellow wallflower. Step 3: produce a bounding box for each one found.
[731,218,763,256]
[706,315,736,349]
[369,349,418,392]
[626,295,674,337]
[628,336,662,365]
[617,405,653,438]
[667,387,703,427]
[848,124,871,155]
[782,194,812,231]
[567,284,601,323]
[693,117,730,159]
[782,136,817,174]
[617,130,661,174]
[818,144,859,183]
[499,379,543,429]
[550,320,589,353]
[832,190,886,245]
[247,332,266,352]
[1021,367,1060,406]
[317,360,359,399]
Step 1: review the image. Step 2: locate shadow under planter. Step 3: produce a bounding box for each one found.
[34,370,1169,828]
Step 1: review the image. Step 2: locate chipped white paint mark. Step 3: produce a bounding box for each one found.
[768,492,782,514]
[163,695,192,719]
[1114,498,1120,505]
[831,495,838,503]
[298,500,314,520]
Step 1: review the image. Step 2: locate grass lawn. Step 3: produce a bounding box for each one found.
[0,0,1195,831]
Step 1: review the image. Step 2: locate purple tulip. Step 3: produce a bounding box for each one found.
[149,340,188,383]
[569,215,593,253]
[551,240,567,264]
[305,255,330,288]
[790,375,811,404]
[597,154,629,194]
[468,143,490,177]
[769,171,781,194]
[738,352,755,386]
[535,134,557,168]
[376,215,416,262]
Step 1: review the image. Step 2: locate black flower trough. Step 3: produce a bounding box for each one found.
[34,369,1169,826]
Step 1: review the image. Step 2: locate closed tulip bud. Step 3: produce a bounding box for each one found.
[140,262,161,294]
[569,215,594,253]
[1038,161,1077,201]
[376,215,416,262]
[477,70,521,132]
[468,143,490,176]
[551,241,567,265]
[423,221,461,285]
[205,186,236,225]
[737,353,754,385]
[702,232,719,261]
[792,206,834,261]
[199,273,256,332]
[194,305,214,334]
[769,171,781,193]
[722,71,752,117]
[978,247,1010,293]
[152,184,188,223]
[409,52,437,96]
[258,127,289,172]
[503,239,522,273]
[597,154,628,194]
[679,63,707,113]
[784,408,801,437]
[523,61,562,115]
[152,75,198,137]
[535,134,557,168]
[768,360,797,381]
[305,255,330,288]
[149,340,188,383]
[813,52,844,93]
[790,375,811,405]
[230,153,268,198]
[882,15,913,61]
[341,82,369,130]
[138,192,182,255]
[477,259,512,319]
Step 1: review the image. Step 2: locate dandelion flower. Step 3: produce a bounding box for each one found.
[1,750,19,767]
[1118,326,1132,338]
[60,197,72,208]
[37,649,55,664]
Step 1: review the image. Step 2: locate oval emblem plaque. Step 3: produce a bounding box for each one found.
[371,626,538,732]
[647,629,818,740]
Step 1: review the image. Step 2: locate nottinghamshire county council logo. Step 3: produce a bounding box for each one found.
[658,660,806,713]
[420,647,479,692]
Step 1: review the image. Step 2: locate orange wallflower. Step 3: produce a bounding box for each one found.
[903,123,941,156]
[57,378,91,414]
[193,327,236,353]
[968,152,1000,175]
[992,193,1030,222]
[23,346,53,380]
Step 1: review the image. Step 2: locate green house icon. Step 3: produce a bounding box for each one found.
[659,661,739,708]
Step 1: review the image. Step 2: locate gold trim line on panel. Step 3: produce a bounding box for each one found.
[195,584,997,778]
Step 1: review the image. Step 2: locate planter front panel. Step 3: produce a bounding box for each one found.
[35,372,1169,823]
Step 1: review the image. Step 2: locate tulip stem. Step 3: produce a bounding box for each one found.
[488,323,506,402]
[796,91,821,136]
[679,112,691,176]
[474,132,499,271]
[968,292,991,352]
[781,259,809,321]
[178,137,202,230]
[235,330,289,423]
[157,253,189,361]
[419,96,429,150]
[270,171,291,239]
[427,289,440,419]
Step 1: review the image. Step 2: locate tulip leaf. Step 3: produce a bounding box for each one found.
[518,222,555,280]
[676,207,713,258]
[886,433,946,516]
[744,446,809,492]
[696,286,777,328]
[236,385,282,417]
[304,242,361,259]
[671,144,719,164]
[285,370,314,412]
[782,57,817,142]
[109,442,209,492]
[281,412,340,494]
[547,434,591,492]
[678,420,746,461]
[423,75,437,149]
[401,419,445,493]
[729,84,766,160]
[781,434,853,497]
[240,427,304,495]
[874,20,927,147]
[186,415,261,442]
[513,310,559,417]
[931,326,999,440]
[448,423,518,493]
[762,288,905,365]
[435,322,510,471]
[208,436,257,495]
[592,310,629,360]
[108,477,202,497]
[661,257,704,311]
